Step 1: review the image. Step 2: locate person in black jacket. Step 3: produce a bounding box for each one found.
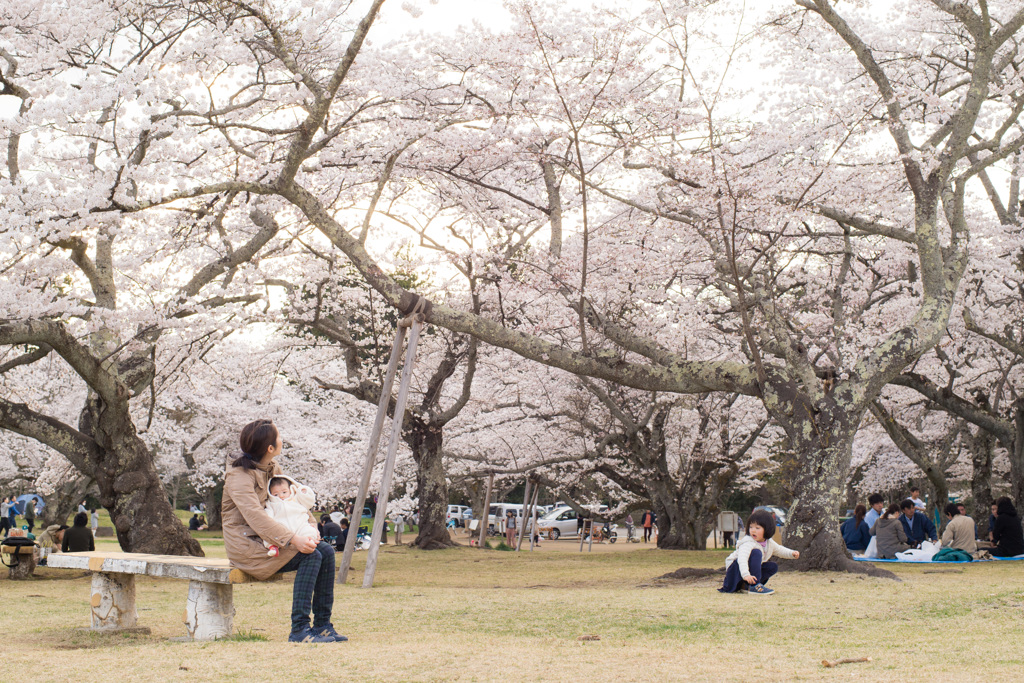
[991,497,1024,558]
[62,512,95,553]
[319,514,342,549]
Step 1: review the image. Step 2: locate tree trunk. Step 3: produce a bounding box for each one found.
[202,478,223,531]
[969,428,994,521]
[41,473,93,527]
[780,408,892,577]
[408,422,456,550]
[1011,400,1024,507]
[82,398,203,556]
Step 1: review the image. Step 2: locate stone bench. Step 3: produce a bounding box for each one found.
[1,544,39,579]
[47,551,280,641]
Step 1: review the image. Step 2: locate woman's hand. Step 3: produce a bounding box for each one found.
[291,535,317,554]
[792,551,800,559]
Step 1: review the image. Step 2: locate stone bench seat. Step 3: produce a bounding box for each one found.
[47,551,280,641]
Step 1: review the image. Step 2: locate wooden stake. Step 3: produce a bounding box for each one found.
[478,472,493,549]
[821,657,872,668]
[516,478,532,551]
[362,316,424,588]
[528,486,540,551]
[337,324,408,584]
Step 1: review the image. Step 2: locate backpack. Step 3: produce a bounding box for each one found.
[1,536,37,568]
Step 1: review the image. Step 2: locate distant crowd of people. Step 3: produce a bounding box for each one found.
[841,487,1024,559]
[1,497,99,561]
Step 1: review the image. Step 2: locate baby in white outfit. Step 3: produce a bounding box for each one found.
[264,476,318,556]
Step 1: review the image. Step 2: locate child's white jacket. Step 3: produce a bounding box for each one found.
[725,536,797,579]
[264,476,317,541]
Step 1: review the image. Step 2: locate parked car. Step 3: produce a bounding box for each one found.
[446,505,472,527]
[753,505,787,527]
[535,505,606,540]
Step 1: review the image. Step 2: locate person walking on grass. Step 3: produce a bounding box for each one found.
[222,419,346,644]
[23,497,36,533]
[641,510,656,543]
[718,509,800,596]
[90,509,99,536]
[0,496,11,536]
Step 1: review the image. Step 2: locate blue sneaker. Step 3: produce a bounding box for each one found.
[288,627,335,643]
[749,583,774,595]
[314,624,349,642]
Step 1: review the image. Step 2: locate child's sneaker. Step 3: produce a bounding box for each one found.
[749,583,774,595]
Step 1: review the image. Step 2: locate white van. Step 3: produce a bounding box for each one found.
[487,503,540,533]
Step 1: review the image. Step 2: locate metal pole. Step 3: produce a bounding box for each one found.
[478,472,493,548]
[579,516,586,552]
[588,517,594,552]
[516,478,531,551]
[337,325,407,584]
[362,316,424,588]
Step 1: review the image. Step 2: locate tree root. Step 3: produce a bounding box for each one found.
[411,537,460,551]
[655,567,724,581]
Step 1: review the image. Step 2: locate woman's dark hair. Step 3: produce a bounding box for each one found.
[944,503,960,518]
[232,419,279,470]
[883,503,900,518]
[996,496,1018,518]
[853,504,866,524]
[746,509,776,539]
[73,511,88,527]
[320,514,331,524]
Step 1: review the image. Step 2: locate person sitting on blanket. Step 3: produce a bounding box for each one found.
[718,509,799,596]
[841,504,871,552]
[991,497,1024,558]
[899,499,937,546]
[864,494,885,530]
[871,504,913,559]
[941,503,977,554]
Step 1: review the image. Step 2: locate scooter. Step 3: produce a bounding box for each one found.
[607,523,620,543]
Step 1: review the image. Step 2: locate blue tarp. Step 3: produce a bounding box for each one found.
[854,554,1024,564]
[13,494,45,515]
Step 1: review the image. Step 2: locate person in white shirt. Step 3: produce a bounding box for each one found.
[909,487,927,510]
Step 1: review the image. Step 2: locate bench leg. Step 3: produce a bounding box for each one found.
[184,581,234,641]
[91,572,138,630]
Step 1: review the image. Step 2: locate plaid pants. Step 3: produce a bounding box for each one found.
[278,541,335,633]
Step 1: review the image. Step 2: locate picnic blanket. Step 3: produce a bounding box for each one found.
[854,553,1024,564]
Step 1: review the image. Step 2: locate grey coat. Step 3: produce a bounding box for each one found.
[872,517,912,559]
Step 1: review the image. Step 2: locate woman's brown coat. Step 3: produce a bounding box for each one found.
[222,458,305,580]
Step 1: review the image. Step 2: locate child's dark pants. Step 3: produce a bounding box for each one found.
[719,548,778,592]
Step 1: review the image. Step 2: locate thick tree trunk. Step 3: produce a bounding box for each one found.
[780,409,892,577]
[82,398,203,556]
[1011,400,1024,506]
[408,423,456,550]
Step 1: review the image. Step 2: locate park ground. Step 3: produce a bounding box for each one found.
[3,514,1023,682]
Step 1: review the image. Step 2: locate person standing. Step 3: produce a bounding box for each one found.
[222,419,345,643]
[0,497,11,536]
[78,500,88,514]
[23,497,36,533]
[394,513,405,545]
[6,496,17,531]
[641,509,656,543]
[505,510,517,547]
[90,509,99,536]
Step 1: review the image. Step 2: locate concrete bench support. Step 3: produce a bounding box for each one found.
[91,572,138,630]
[1,545,38,580]
[184,580,234,640]
[48,551,273,641]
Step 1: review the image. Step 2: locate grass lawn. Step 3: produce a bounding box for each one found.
[2,532,1021,682]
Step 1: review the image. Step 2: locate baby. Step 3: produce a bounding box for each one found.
[264,475,318,557]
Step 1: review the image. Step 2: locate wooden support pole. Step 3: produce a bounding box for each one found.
[478,472,494,548]
[337,325,407,584]
[588,517,594,552]
[516,478,532,551]
[184,581,234,641]
[362,316,424,588]
[529,486,540,551]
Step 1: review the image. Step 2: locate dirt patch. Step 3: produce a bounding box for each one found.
[655,566,724,582]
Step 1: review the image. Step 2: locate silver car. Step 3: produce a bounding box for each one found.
[535,506,581,540]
